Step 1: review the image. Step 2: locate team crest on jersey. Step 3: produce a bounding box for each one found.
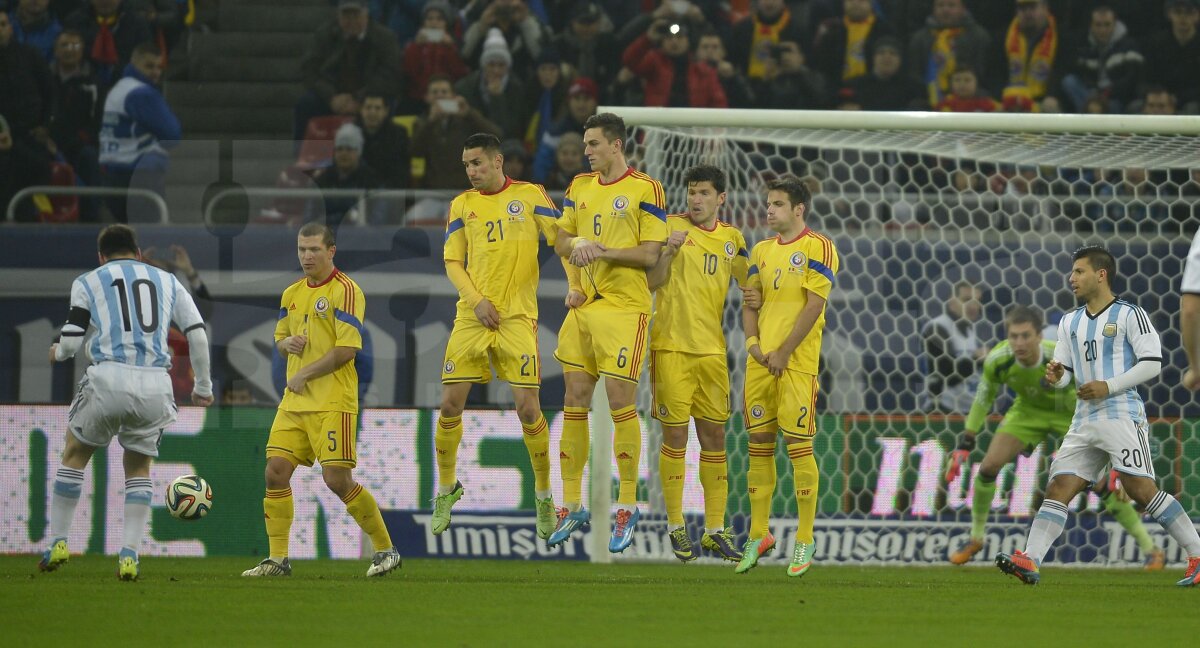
[750,405,765,419]
[612,195,629,211]
[444,360,455,374]
[790,252,807,268]
[507,200,524,216]
[1103,323,1117,337]
[724,241,736,257]
[314,297,329,315]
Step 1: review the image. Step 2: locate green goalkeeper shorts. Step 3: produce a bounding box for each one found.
[996,406,1074,453]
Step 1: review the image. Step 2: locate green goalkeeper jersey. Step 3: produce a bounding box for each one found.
[964,339,1076,434]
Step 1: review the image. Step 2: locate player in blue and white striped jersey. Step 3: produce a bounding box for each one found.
[996,246,1200,587]
[38,225,214,581]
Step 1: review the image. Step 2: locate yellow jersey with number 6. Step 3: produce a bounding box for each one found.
[746,229,838,375]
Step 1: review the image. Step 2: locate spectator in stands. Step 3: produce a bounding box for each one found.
[0,7,55,221]
[125,0,181,62]
[355,92,410,190]
[524,47,566,151]
[500,138,530,181]
[455,28,529,140]
[1142,85,1178,115]
[694,28,755,108]
[461,0,547,74]
[728,0,807,85]
[530,75,595,183]
[11,0,62,61]
[612,0,713,52]
[553,2,621,95]
[412,74,503,189]
[757,39,826,108]
[309,122,382,228]
[936,67,999,112]
[923,280,987,414]
[64,0,152,87]
[294,0,401,144]
[810,0,893,90]
[1143,0,1200,114]
[1058,6,1142,114]
[401,1,468,113]
[1097,167,1166,234]
[1001,0,1061,112]
[622,19,727,108]
[544,130,583,190]
[99,41,179,223]
[907,0,991,108]
[845,35,924,110]
[49,29,102,219]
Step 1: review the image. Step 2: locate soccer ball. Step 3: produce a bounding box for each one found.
[166,475,212,520]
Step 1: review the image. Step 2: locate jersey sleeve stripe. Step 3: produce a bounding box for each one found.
[445,218,465,240]
[534,185,558,209]
[640,201,667,221]
[534,205,562,218]
[335,309,365,333]
[737,247,749,258]
[563,197,575,208]
[183,323,205,334]
[1138,356,1163,363]
[337,274,356,314]
[277,307,287,320]
[808,258,835,282]
[747,264,759,276]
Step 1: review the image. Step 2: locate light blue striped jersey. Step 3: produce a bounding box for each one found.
[68,259,205,368]
[1053,299,1161,424]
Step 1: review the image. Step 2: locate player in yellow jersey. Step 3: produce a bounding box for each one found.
[735,176,839,578]
[547,113,668,552]
[243,223,400,578]
[646,165,748,562]
[435,133,578,541]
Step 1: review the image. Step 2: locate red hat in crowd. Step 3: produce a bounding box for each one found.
[568,77,599,101]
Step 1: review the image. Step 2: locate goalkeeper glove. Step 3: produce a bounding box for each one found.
[944,434,976,483]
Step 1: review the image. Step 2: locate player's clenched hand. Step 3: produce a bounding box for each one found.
[1045,361,1064,385]
[764,350,787,377]
[282,335,307,355]
[286,374,308,395]
[742,287,762,309]
[944,434,975,483]
[1184,368,1200,391]
[564,289,586,309]
[475,297,500,330]
[1077,380,1110,400]
[570,240,606,266]
[192,392,214,406]
[666,230,687,251]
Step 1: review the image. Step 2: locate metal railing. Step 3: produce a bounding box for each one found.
[6,186,170,223]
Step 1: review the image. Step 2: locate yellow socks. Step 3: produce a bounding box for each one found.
[789,441,819,544]
[747,441,777,539]
[263,487,293,559]
[560,406,590,508]
[521,414,552,495]
[699,450,728,531]
[612,405,641,506]
[342,483,392,552]
[435,414,463,494]
[659,444,687,527]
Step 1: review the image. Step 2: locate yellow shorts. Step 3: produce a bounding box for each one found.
[743,361,819,439]
[554,303,649,383]
[266,409,358,468]
[442,315,540,388]
[650,350,730,426]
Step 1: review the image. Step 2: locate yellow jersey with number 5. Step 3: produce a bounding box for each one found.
[746,228,838,375]
[555,169,668,313]
[274,269,365,413]
[651,215,749,355]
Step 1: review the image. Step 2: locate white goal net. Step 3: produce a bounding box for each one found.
[610,108,1200,566]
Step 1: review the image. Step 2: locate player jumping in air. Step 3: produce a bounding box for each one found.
[996,246,1200,586]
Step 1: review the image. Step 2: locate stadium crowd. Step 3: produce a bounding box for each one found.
[1,0,1199,228]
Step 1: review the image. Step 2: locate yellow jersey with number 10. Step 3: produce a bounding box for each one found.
[555,168,668,313]
[651,215,749,355]
[747,229,839,375]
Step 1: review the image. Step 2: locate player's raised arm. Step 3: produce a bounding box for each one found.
[647,228,686,290]
[51,278,93,362]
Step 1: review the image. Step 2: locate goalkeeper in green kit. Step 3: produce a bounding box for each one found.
[944,305,1164,569]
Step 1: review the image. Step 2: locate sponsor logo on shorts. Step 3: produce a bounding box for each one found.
[724,241,736,257]
[314,297,329,315]
[790,252,806,268]
[507,200,524,216]
[1103,323,1117,337]
[444,361,455,373]
[750,405,765,419]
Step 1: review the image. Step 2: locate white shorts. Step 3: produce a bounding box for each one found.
[1049,418,1155,484]
[68,362,177,458]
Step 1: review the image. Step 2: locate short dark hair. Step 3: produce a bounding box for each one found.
[1073,245,1117,283]
[56,29,85,44]
[765,175,811,212]
[98,224,138,258]
[583,112,626,146]
[132,41,161,59]
[684,164,727,193]
[1006,305,1044,330]
[463,132,502,154]
[298,222,336,248]
[427,74,453,88]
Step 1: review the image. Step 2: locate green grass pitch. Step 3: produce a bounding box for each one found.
[1,555,1193,646]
